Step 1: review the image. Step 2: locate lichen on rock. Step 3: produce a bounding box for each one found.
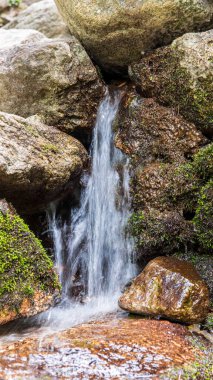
[193,179,213,250]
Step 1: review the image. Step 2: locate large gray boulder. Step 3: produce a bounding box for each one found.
[55,0,213,69]
[0,112,88,213]
[0,29,104,133]
[130,30,213,136]
[4,0,70,40]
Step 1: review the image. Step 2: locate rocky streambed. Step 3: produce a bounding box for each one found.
[0,313,204,379]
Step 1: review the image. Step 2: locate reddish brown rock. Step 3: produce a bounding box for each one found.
[115,93,206,165]
[119,257,210,323]
[0,316,198,379]
[114,90,209,259]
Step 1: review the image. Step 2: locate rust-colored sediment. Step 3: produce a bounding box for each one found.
[0,316,197,379]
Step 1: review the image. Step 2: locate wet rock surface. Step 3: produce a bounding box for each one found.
[55,0,213,70]
[0,199,60,325]
[0,112,88,212]
[115,89,212,259]
[0,315,198,379]
[119,257,210,323]
[174,252,213,300]
[130,29,213,136]
[115,93,206,165]
[0,28,104,134]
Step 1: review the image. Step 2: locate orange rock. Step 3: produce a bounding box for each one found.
[119,257,210,323]
[0,315,199,379]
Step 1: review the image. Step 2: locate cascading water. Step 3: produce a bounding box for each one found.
[48,89,136,322]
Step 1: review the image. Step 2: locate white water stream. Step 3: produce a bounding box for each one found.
[47,90,136,327]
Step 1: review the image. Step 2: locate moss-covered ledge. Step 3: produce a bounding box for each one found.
[0,199,60,325]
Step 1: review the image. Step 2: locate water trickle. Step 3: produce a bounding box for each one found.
[48,89,136,316]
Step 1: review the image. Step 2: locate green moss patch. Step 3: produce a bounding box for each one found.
[0,207,59,312]
[193,180,213,250]
[131,45,213,135]
[129,209,193,257]
[129,143,213,258]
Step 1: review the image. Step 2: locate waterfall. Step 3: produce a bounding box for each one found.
[48,89,136,319]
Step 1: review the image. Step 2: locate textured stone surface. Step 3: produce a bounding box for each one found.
[115,93,205,165]
[0,111,88,212]
[126,144,213,258]
[115,90,210,258]
[55,0,213,69]
[0,29,104,133]
[0,1,27,26]
[130,30,213,135]
[174,252,213,300]
[0,199,60,325]
[119,257,210,323]
[4,0,70,39]
[0,316,197,378]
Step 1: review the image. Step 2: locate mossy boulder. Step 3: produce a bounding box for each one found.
[55,0,213,70]
[129,30,213,136]
[0,28,104,134]
[0,199,60,325]
[0,111,88,213]
[129,207,194,258]
[115,91,211,259]
[119,257,210,324]
[128,144,213,258]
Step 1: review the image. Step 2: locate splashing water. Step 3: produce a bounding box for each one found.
[48,90,136,323]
